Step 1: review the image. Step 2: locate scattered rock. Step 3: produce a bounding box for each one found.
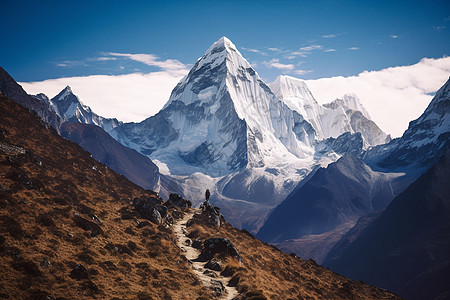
[6,168,36,190]
[133,198,164,224]
[191,239,203,249]
[209,279,225,295]
[164,193,192,210]
[205,258,222,271]
[70,264,89,280]
[196,201,221,228]
[155,205,168,219]
[91,214,102,225]
[82,280,99,292]
[203,269,217,278]
[136,221,151,228]
[40,258,52,268]
[199,238,241,262]
[73,214,104,236]
[184,239,192,246]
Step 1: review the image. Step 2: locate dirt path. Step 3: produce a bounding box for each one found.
[173,209,238,299]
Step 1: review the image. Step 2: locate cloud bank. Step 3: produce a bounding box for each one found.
[21,71,187,122]
[19,57,450,138]
[305,57,450,137]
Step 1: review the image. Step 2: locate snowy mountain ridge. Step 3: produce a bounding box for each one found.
[49,86,122,134]
[270,75,390,147]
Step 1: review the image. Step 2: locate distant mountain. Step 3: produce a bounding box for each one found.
[0,66,62,132]
[112,37,317,177]
[50,86,121,134]
[270,75,390,147]
[256,154,409,262]
[324,148,450,300]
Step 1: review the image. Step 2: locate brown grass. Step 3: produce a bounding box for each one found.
[0,95,212,299]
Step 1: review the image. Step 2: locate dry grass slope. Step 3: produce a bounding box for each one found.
[0,94,211,299]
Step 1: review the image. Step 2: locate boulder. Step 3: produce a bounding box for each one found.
[164,193,192,210]
[198,202,221,228]
[205,258,222,271]
[199,238,241,262]
[133,198,163,225]
[192,239,202,249]
[210,279,225,295]
[73,215,103,236]
[70,264,89,280]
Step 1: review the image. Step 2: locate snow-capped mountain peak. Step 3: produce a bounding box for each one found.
[325,93,371,120]
[115,37,318,177]
[54,85,76,102]
[49,86,121,134]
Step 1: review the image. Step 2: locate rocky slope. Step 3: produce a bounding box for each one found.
[0,66,62,132]
[0,90,400,299]
[324,148,450,300]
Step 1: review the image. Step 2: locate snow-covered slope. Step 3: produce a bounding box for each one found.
[270,75,389,147]
[50,86,122,134]
[113,37,317,177]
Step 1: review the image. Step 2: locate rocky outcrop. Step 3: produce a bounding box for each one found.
[199,238,241,262]
[133,197,166,225]
[164,193,192,210]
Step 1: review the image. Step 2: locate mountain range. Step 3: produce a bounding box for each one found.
[12,37,390,234]
[0,83,400,299]
[1,36,449,299]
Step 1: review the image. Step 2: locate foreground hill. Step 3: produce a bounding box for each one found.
[0,92,400,299]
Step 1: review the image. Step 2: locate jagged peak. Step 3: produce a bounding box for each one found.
[326,93,371,120]
[205,36,237,53]
[53,85,76,102]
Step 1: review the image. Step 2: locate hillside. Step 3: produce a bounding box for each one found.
[0,91,402,299]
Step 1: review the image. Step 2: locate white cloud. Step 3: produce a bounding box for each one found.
[288,51,308,58]
[267,47,282,52]
[324,49,337,52]
[241,47,267,55]
[263,59,295,70]
[322,34,336,38]
[20,70,188,122]
[348,47,359,50]
[390,34,399,39]
[294,69,313,76]
[107,52,187,75]
[305,57,450,137]
[96,57,117,61]
[299,45,323,51]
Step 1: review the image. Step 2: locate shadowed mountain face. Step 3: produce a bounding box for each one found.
[256,154,411,263]
[60,122,160,192]
[257,154,403,242]
[0,66,62,132]
[325,148,450,300]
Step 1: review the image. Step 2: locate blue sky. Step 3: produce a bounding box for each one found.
[3,0,450,137]
[2,0,449,82]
